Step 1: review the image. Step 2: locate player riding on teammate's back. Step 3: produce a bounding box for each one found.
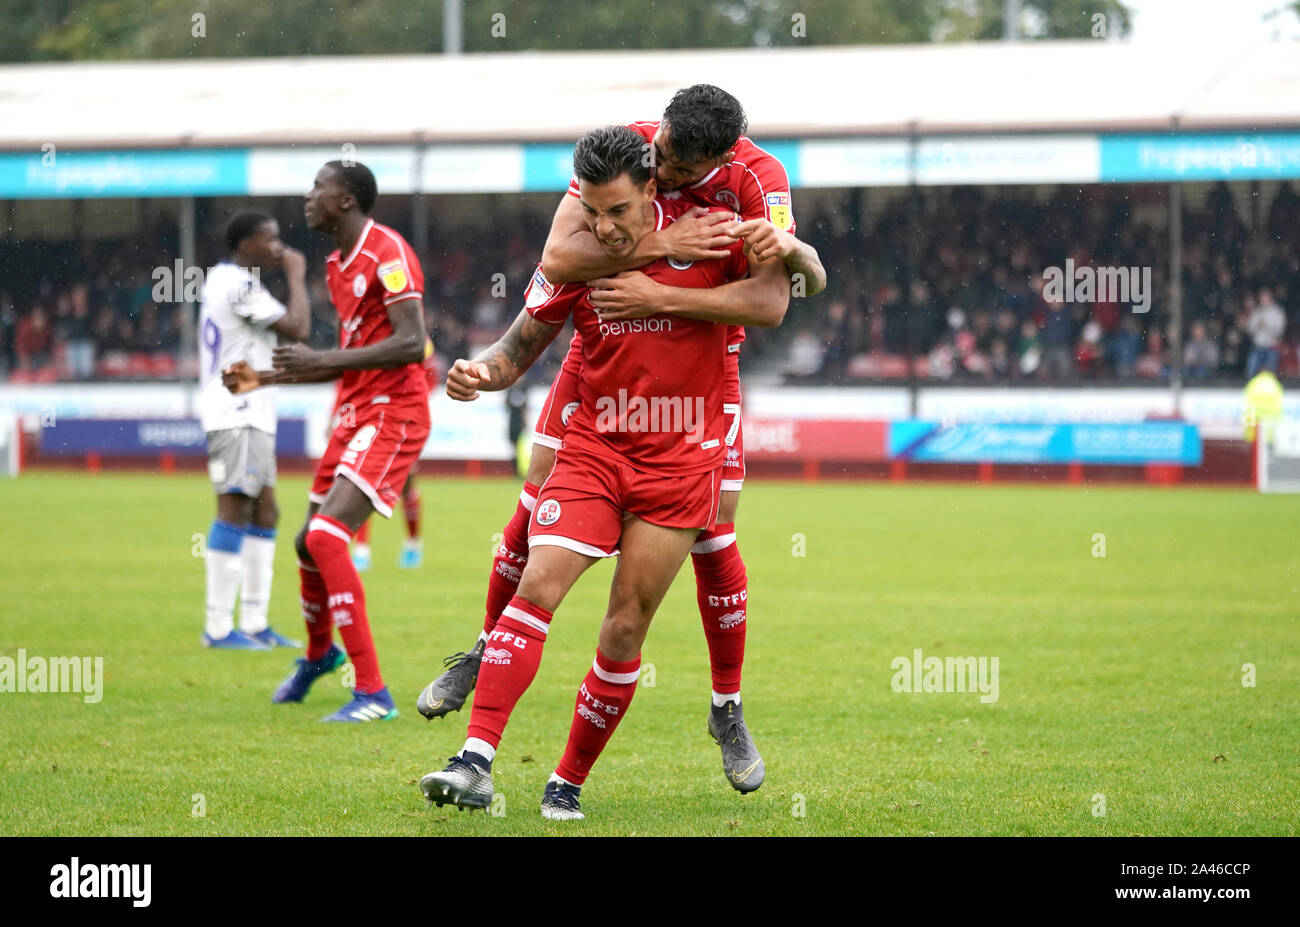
[417,85,825,793]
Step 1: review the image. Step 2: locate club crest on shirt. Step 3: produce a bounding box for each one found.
[716,189,740,212]
[668,257,694,270]
[561,401,580,425]
[378,260,408,294]
[352,274,366,297]
[766,192,793,231]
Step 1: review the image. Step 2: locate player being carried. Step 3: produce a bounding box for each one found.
[417,85,825,792]
[419,125,793,820]
[224,160,431,722]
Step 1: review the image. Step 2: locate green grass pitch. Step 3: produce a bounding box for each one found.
[1,472,1296,836]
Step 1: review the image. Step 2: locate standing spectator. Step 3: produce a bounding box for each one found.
[1183,321,1220,379]
[16,305,54,372]
[57,287,96,379]
[1041,297,1074,379]
[1245,287,1286,377]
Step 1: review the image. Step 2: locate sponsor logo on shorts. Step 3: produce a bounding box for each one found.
[594,388,707,445]
[483,646,513,665]
[561,401,579,426]
[536,499,562,526]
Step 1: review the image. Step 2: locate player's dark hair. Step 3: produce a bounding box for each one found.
[224,212,273,254]
[324,160,378,214]
[661,84,748,162]
[571,126,653,188]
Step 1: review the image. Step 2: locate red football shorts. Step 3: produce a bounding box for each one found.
[533,348,745,491]
[310,399,430,518]
[532,351,582,450]
[528,446,724,558]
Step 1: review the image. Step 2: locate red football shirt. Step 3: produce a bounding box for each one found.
[324,219,429,414]
[566,120,798,351]
[526,198,749,476]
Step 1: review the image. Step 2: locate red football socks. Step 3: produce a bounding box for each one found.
[305,514,383,693]
[466,595,552,749]
[691,523,747,695]
[555,649,641,785]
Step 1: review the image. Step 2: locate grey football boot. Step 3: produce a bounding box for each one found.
[416,640,484,720]
[708,699,766,793]
[420,756,494,811]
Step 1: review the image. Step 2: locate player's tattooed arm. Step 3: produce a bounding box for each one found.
[540,195,733,283]
[446,310,561,401]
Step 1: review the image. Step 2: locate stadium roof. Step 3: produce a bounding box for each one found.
[1,39,1298,150]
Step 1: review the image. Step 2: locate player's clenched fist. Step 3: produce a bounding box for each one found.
[446,358,491,401]
[729,218,796,263]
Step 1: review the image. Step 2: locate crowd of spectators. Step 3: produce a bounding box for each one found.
[1,181,1296,385]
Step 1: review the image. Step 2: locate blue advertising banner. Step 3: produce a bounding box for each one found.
[0,149,249,198]
[889,422,1202,465]
[1099,132,1300,182]
[41,419,306,456]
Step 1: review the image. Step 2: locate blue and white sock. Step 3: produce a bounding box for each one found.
[239,524,276,635]
[205,520,245,639]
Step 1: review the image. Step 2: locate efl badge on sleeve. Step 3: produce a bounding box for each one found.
[766,192,794,231]
[378,259,408,294]
[525,268,555,309]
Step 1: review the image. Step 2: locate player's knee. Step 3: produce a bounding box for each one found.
[600,608,651,659]
[255,500,280,528]
[516,566,561,613]
[294,527,312,563]
[717,490,740,524]
[526,445,557,486]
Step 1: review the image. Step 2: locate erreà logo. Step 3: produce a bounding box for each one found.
[50,857,151,907]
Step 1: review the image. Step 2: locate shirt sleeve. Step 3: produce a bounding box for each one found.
[230,278,287,328]
[374,231,424,307]
[738,153,797,235]
[523,266,578,325]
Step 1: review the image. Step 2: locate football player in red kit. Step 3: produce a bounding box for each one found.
[225,160,430,722]
[417,85,824,793]
[419,126,792,820]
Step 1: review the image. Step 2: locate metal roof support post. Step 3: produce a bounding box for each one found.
[180,195,197,360]
[1169,178,1184,415]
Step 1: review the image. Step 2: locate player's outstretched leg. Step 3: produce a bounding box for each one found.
[416,480,539,719]
[420,596,553,808]
[692,510,764,792]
